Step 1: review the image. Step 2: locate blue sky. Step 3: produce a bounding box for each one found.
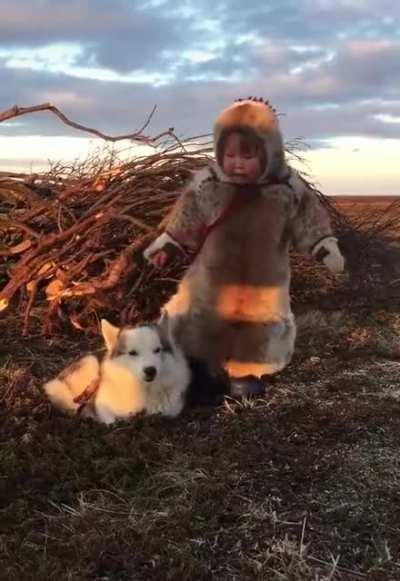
[1,0,400,194]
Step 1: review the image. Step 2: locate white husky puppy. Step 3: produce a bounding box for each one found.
[43,313,191,424]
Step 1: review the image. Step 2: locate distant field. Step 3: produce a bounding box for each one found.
[332,195,400,224]
[333,195,400,204]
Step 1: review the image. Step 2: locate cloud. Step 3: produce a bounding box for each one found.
[0,0,195,73]
[281,101,400,141]
[0,0,399,145]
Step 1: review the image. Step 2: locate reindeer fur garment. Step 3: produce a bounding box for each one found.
[157,99,342,378]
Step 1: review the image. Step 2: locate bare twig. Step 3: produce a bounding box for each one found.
[0,103,173,144]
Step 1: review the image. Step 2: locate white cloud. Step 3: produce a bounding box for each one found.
[0,0,399,194]
[375,114,400,124]
[0,43,175,86]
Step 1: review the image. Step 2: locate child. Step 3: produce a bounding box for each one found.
[143,97,345,397]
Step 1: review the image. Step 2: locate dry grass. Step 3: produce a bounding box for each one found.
[1,306,400,580]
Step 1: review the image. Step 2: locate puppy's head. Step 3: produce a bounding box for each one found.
[101,319,172,384]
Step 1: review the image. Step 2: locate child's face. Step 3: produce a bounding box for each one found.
[221,133,264,184]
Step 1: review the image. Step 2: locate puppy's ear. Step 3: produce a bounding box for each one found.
[101,319,120,353]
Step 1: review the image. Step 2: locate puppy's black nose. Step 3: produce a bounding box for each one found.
[143,366,156,381]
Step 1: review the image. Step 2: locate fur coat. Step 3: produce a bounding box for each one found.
[144,98,344,378]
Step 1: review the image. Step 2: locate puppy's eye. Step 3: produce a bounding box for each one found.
[128,350,138,356]
[154,347,161,354]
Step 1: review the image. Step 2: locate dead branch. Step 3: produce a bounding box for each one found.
[0,103,179,144]
[0,211,110,310]
[0,216,41,239]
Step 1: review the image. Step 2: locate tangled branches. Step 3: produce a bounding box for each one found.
[0,142,209,335]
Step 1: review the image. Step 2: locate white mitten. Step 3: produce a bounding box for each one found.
[143,232,184,262]
[312,236,345,274]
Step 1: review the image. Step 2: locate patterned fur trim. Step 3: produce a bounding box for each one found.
[188,165,217,191]
[143,232,184,261]
[311,235,338,256]
[287,169,308,198]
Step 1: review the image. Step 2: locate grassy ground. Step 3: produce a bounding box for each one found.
[1,305,400,581]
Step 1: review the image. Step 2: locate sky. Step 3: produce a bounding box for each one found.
[0,0,400,195]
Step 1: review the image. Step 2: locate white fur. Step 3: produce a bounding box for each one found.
[43,316,191,425]
[312,236,345,274]
[143,232,183,261]
[287,169,308,197]
[189,165,215,190]
[43,355,100,417]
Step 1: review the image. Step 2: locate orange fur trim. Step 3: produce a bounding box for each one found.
[216,284,289,323]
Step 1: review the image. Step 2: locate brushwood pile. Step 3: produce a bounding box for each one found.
[1,144,400,338]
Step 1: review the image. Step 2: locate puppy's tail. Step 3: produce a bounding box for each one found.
[43,354,100,415]
[186,358,230,407]
[43,378,79,412]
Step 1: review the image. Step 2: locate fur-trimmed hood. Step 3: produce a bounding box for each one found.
[213,97,288,183]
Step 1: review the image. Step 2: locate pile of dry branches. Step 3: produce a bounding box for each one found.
[0,142,209,335]
[1,104,400,337]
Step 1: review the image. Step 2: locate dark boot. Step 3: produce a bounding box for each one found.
[230,375,266,398]
[187,358,231,406]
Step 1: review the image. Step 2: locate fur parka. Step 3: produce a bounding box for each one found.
[144,98,344,378]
